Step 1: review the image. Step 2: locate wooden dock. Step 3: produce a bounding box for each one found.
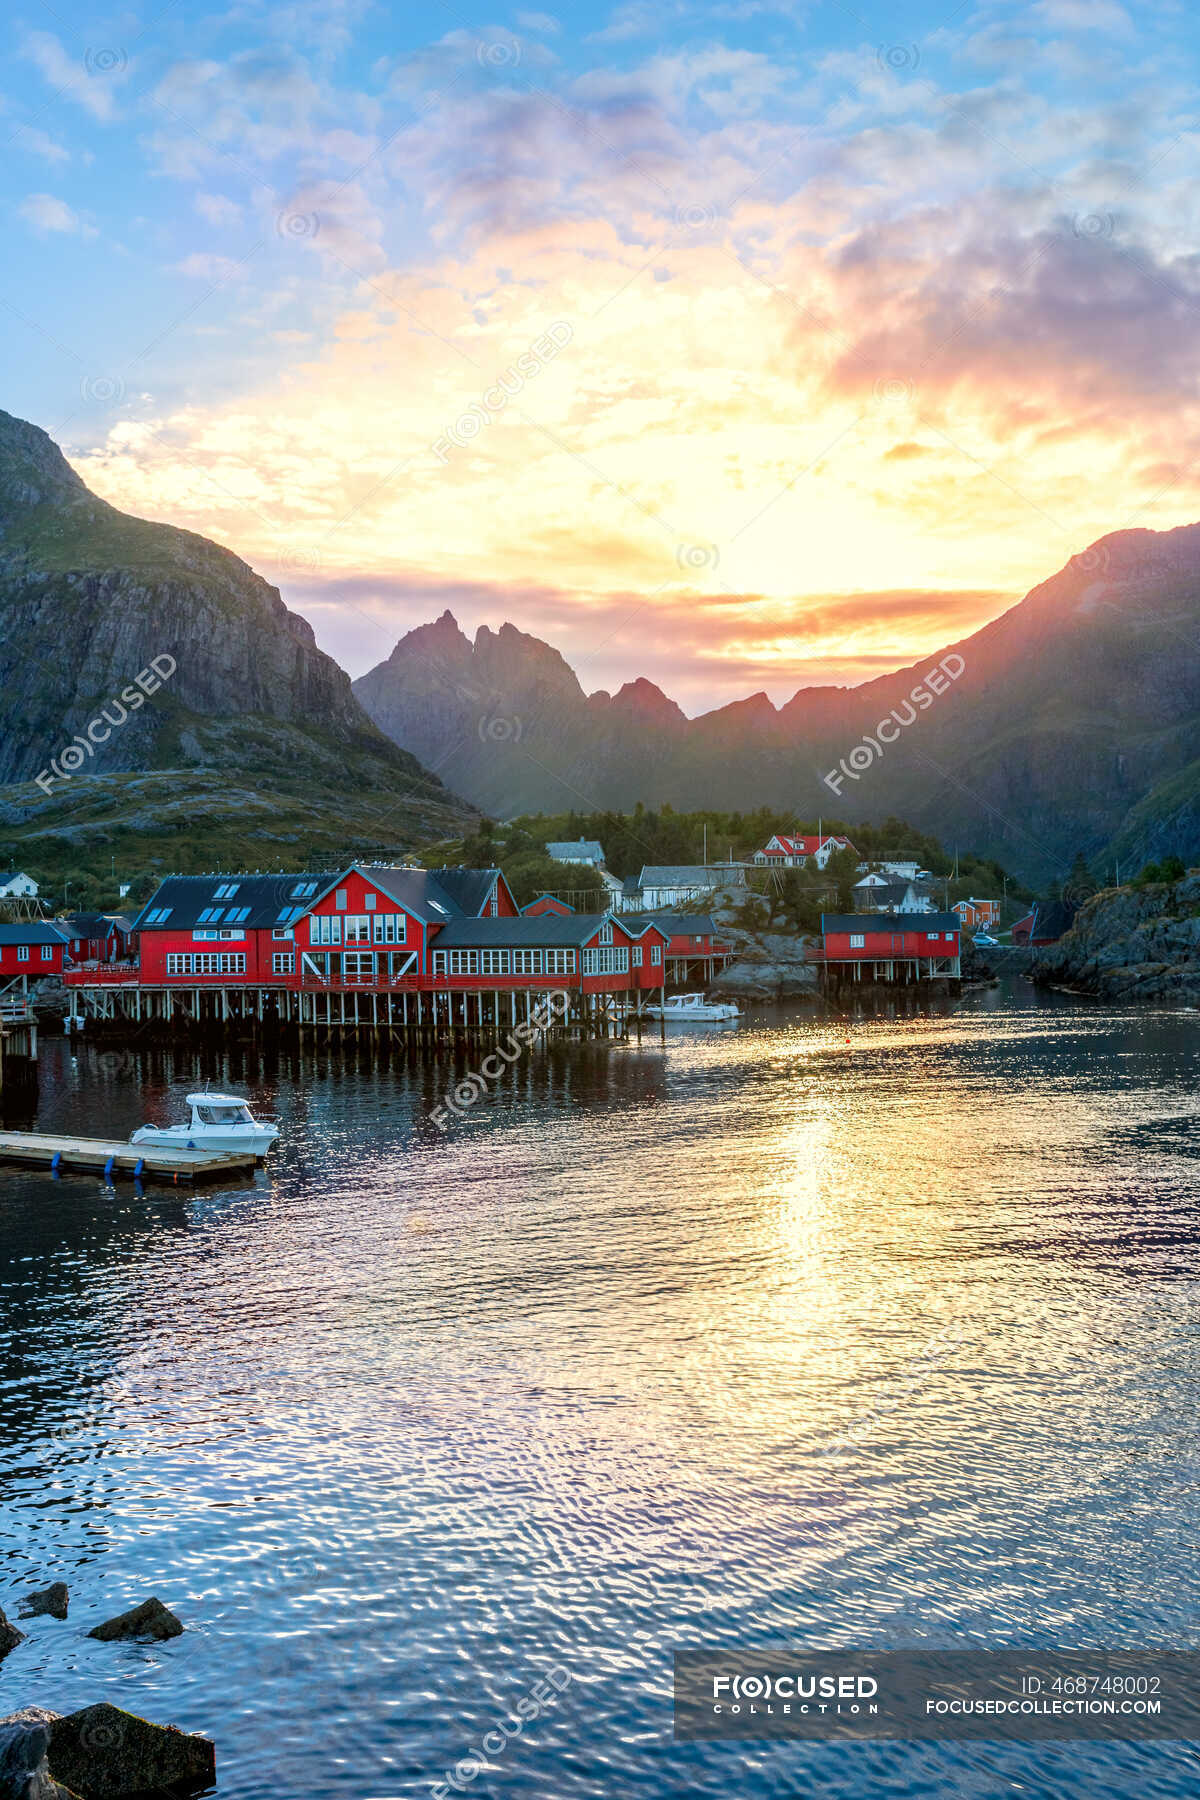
[0,1130,260,1183]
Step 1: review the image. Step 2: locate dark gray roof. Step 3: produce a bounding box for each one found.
[132,872,335,932]
[637,865,730,886]
[621,912,717,936]
[428,867,506,916]
[65,911,132,937]
[431,913,614,948]
[547,839,604,862]
[821,912,960,933]
[309,864,507,924]
[0,922,69,945]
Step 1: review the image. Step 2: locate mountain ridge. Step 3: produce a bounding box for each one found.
[354,526,1200,881]
[0,409,476,888]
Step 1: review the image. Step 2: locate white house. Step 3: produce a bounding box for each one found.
[855,859,932,882]
[852,874,935,913]
[753,834,855,871]
[0,872,38,899]
[623,865,748,911]
[547,840,606,868]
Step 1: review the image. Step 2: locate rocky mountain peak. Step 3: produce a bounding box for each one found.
[0,408,88,515]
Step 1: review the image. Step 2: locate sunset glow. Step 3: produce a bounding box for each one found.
[7,0,1200,705]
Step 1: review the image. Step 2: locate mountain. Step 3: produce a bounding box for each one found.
[354,528,1200,882]
[0,410,475,891]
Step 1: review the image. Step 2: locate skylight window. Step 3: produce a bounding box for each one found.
[213,882,241,900]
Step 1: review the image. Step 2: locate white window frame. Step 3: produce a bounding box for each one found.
[41,945,53,961]
[849,933,865,948]
[650,945,662,966]
[16,947,29,962]
[310,915,342,946]
[272,951,295,975]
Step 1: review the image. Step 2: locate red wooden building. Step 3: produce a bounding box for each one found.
[816,912,961,984]
[66,863,725,1034]
[0,922,71,992]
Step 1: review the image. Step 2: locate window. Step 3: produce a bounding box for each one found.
[372,912,404,944]
[849,934,865,948]
[165,953,246,975]
[272,952,295,975]
[193,928,245,942]
[513,948,543,975]
[143,907,173,925]
[17,947,29,962]
[272,927,293,941]
[310,915,341,946]
[481,948,510,975]
[364,892,377,910]
[449,948,480,974]
[582,946,629,976]
[650,945,662,966]
[289,880,317,900]
[632,946,643,966]
[213,882,240,900]
[546,948,576,975]
[335,889,348,910]
[227,906,252,924]
[432,950,447,974]
[599,921,613,945]
[41,945,53,961]
[343,952,376,980]
[198,907,223,923]
[344,915,372,944]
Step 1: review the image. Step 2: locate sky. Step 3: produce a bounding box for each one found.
[2,0,1199,712]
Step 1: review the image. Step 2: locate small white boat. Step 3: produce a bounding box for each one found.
[131,1091,279,1156]
[643,993,741,1023]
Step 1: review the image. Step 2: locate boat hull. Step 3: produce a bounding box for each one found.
[130,1125,279,1154]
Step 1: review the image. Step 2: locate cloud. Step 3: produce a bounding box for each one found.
[10,124,70,162]
[195,192,243,226]
[18,192,87,233]
[175,252,247,280]
[21,31,127,121]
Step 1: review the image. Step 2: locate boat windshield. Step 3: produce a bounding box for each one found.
[194,1104,252,1125]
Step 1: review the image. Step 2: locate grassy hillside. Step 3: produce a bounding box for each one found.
[0,767,469,913]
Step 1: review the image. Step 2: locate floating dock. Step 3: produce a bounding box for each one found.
[0,1130,259,1183]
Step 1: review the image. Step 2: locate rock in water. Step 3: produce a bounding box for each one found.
[20,1583,69,1621]
[0,1610,25,1662]
[0,1707,78,1799]
[87,1597,184,1642]
[47,1704,215,1798]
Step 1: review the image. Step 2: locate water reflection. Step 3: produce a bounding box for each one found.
[0,988,1198,1798]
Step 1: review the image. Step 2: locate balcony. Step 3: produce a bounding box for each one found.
[64,962,140,986]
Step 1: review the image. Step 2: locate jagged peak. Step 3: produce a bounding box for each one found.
[0,407,89,510]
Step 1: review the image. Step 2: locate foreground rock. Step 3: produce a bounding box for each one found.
[0,1610,26,1662]
[0,1708,77,1799]
[46,1703,215,1799]
[1031,872,1200,1003]
[88,1598,183,1643]
[20,1585,68,1622]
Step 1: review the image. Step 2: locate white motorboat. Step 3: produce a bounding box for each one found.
[643,993,741,1023]
[131,1091,279,1156]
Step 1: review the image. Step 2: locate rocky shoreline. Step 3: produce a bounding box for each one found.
[1030,872,1200,1004]
[704,891,820,1002]
[0,1585,214,1798]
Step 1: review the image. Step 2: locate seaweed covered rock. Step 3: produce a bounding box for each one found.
[47,1704,214,1799]
[87,1598,182,1643]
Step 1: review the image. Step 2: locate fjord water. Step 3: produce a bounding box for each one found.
[1,985,1199,1799]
